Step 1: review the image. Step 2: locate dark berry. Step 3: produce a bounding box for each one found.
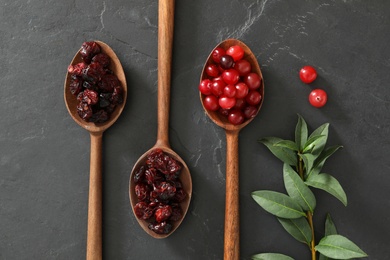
[148,221,172,234]
[80,41,101,63]
[68,62,87,77]
[220,55,234,69]
[134,202,154,220]
[89,109,108,123]
[134,166,146,184]
[77,102,93,121]
[99,74,119,92]
[69,77,83,95]
[92,53,110,68]
[135,183,150,201]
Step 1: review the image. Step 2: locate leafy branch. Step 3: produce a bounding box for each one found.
[251,115,367,260]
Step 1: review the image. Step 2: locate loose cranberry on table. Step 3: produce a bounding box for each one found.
[132,149,187,235]
[309,89,328,108]
[201,44,262,125]
[299,65,317,84]
[67,41,124,123]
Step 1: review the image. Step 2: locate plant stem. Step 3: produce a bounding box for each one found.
[298,156,316,260]
[306,211,316,260]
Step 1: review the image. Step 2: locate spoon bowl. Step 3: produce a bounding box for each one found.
[129,0,192,239]
[200,39,264,131]
[64,41,127,133]
[200,38,264,260]
[64,40,127,260]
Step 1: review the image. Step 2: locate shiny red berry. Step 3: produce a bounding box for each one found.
[309,89,327,108]
[299,66,317,84]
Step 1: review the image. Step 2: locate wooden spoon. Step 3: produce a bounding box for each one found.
[64,41,127,260]
[128,0,192,239]
[200,39,264,260]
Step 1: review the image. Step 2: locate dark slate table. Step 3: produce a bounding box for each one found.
[1,0,389,259]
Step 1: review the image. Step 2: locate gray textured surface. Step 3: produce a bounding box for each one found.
[1,0,389,259]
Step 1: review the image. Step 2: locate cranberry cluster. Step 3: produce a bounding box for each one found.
[133,149,187,235]
[67,41,124,123]
[199,45,263,125]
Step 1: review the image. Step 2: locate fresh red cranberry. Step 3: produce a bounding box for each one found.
[211,47,226,63]
[199,79,212,95]
[219,55,234,69]
[245,90,262,105]
[223,84,236,98]
[299,66,317,84]
[243,105,258,118]
[211,79,226,97]
[206,64,220,77]
[235,82,249,99]
[244,72,261,90]
[203,95,219,111]
[233,59,251,76]
[309,89,327,107]
[222,69,240,85]
[228,109,245,125]
[219,95,236,109]
[226,45,244,61]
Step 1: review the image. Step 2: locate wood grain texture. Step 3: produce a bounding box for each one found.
[224,130,240,260]
[86,132,103,260]
[156,0,175,147]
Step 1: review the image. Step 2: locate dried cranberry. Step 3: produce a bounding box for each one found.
[82,63,103,84]
[99,74,119,92]
[148,221,172,234]
[146,149,182,175]
[173,189,187,202]
[145,168,163,185]
[111,85,124,105]
[82,81,96,90]
[155,205,172,223]
[89,109,108,123]
[80,89,99,105]
[69,77,83,95]
[92,53,110,68]
[99,93,112,108]
[77,102,93,121]
[134,166,146,184]
[80,41,101,63]
[135,183,150,201]
[134,202,154,220]
[68,62,87,76]
[169,206,183,222]
[154,182,176,200]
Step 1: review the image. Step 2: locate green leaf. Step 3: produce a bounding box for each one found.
[252,190,306,219]
[295,114,308,150]
[316,235,368,259]
[275,140,299,151]
[283,164,316,212]
[278,217,312,245]
[308,123,329,157]
[299,153,316,178]
[325,213,338,236]
[309,145,343,178]
[252,253,295,260]
[306,173,347,206]
[259,137,298,166]
[302,135,326,153]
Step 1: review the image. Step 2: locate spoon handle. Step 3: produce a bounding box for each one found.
[156,0,175,147]
[224,130,240,260]
[86,132,103,260]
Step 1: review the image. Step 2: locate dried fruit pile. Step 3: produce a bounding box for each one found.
[199,44,263,125]
[67,41,124,123]
[132,149,187,234]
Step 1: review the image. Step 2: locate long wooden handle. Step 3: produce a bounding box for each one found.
[224,130,240,260]
[156,0,175,147]
[86,132,103,260]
